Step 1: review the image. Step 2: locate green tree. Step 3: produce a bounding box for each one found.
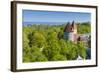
[23,32,29,49]
[50,53,67,61]
[65,41,78,60]
[59,39,68,55]
[23,31,31,62]
[29,32,46,48]
[30,46,47,62]
[77,41,86,59]
[43,39,61,61]
[23,51,31,62]
[77,22,91,34]
[30,51,48,62]
[57,31,64,40]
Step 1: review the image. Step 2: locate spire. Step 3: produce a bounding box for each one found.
[64,22,70,32]
[72,20,75,27]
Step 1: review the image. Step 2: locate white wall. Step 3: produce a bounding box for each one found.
[0,0,99,73]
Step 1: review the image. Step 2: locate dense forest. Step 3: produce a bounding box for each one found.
[23,22,91,62]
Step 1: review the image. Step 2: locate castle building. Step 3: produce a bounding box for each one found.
[63,21,91,59]
[63,21,78,42]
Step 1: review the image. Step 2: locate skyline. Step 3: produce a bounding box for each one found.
[23,10,91,24]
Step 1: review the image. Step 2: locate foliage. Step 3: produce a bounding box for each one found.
[50,53,67,61]
[64,41,78,60]
[77,22,91,34]
[77,41,87,59]
[23,22,90,62]
[30,32,46,48]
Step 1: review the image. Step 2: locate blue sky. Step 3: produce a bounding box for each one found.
[23,10,91,23]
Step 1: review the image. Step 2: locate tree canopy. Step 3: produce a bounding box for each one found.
[23,22,90,62]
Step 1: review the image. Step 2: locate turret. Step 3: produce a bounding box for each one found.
[63,21,77,42]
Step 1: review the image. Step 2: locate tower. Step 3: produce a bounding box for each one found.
[64,21,77,42]
[71,21,77,34]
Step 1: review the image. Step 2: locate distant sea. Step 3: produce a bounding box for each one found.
[23,22,67,26]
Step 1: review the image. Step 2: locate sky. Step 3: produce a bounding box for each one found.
[23,10,91,23]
